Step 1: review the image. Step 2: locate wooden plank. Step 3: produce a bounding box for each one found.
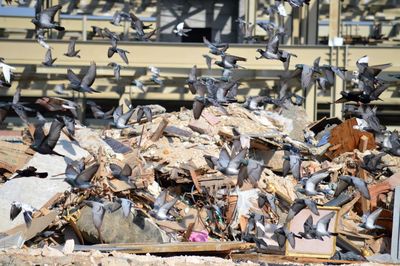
[74,241,255,254]
[230,253,364,264]
[0,140,31,172]
[150,117,169,142]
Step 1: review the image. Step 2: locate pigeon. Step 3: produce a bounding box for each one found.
[83,200,106,243]
[14,166,48,179]
[187,65,197,84]
[274,226,301,249]
[62,115,75,136]
[282,146,302,180]
[334,175,371,200]
[54,84,68,95]
[108,62,122,80]
[30,116,65,156]
[64,161,99,189]
[286,198,319,223]
[91,26,104,38]
[255,32,287,62]
[149,190,178,220]
[258,192,277,213]
[237,159,265,188]
[10,201,37,227]
[203,36,229,56]
[0,57,16,84]
[114,198,133,218]
[109,163,132,182]
[129,12,152,37]
[283,0,310,8]
[360,153,387,174]
[133,79,146,92]
[136,105,152,123]
[103,27,120,41]
[382,130,400,156]
[360,208,384,230]
[173,22,191,37]
[202,54,214,70]
[108,38,129,65]
[67,61,99,93]
[0,88,34,124]
[31,4,64,31]
[300,212,337,240]
[297,170,330,196]
[112,105,135,129]
[192,95,227,119]
[42,48,57,66]
[204,147,247,176]
[86,100,114,119]
[35,97,79,118]
[36,29,52,49]
[110,11,130,26]
[215,54,247,69]
[136,28,157,42]
[64,39,80,58]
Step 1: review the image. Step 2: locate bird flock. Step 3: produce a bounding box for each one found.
[1,0,398,253]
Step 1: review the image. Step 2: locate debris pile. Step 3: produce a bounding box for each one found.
[0,91,398,263]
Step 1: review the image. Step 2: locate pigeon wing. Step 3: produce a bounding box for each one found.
[109,163,122,176]
[352,176,371,199]
[316,211,335,234]
[43,117,64,150]
[10,202,22,221]
[76,163,99,184]
[120,163,132,177]
[81,62,96,87]
[23,211,33,227]
[286,199,305,222]
[366,207,383,227]
[67,69,81,85]
[228,148,247,170]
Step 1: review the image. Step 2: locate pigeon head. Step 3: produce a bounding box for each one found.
[256,48,264,53]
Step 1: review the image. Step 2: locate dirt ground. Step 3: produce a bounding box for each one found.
[0,248,260,266]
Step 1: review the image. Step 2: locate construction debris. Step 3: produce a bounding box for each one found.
[0,97,398,264]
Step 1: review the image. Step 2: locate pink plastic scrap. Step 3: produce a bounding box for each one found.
[189,230,209,242]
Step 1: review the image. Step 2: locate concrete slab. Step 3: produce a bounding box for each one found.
[0,133,89,233]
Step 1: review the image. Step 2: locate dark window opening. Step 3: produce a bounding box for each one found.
[181,27,211,43]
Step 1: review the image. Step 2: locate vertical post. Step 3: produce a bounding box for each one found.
[82,15,87,41]
[330,45,345,119]
[328,0,341,46]
[305,81,317,121]
[292,8,300,44]
[306,0,319,45]
[244,0,257,38]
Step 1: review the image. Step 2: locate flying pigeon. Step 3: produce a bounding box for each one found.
[67,61,99,93]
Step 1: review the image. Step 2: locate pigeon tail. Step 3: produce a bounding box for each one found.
[54,26,65,31]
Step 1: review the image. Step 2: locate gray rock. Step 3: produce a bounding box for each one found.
[281,105,311,141]
[76,206,168,244]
